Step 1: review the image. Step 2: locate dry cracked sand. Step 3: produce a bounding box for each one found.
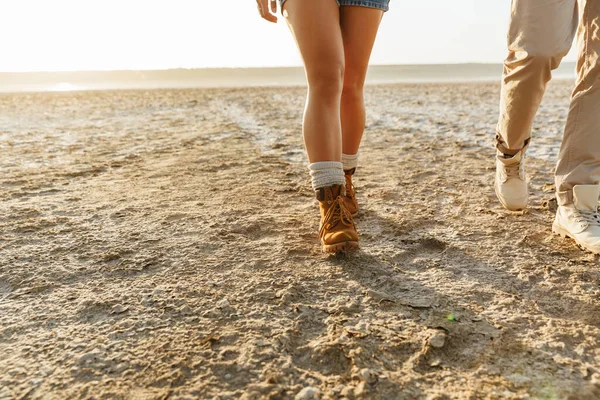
[1,81,600,399]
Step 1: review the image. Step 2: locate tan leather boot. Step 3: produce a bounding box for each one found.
[316,184,359,253]
[344,168,359,217]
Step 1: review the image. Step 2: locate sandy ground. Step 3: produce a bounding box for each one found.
[1,81,599,399]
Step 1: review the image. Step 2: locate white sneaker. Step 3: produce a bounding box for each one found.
[552,185,600,254]
[495,150,528,211]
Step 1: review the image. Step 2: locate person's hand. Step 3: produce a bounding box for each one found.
[256,0,278,23]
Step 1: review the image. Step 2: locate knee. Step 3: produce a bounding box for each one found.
[530,54,564,71]
[506,51,565,71]
[342,76,364,101]
[306,61,345,97]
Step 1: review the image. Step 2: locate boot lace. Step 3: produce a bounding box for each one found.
[504,162,524,179]
[574,209,600,227]
[320,196,354,237]
[345,179,355,198]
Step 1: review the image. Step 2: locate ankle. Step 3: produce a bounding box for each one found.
[308,161,345,191]
[341,153,358,171]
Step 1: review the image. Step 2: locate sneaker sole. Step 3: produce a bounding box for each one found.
[552,222,600,255]
[494,182,528,211]
[322,241,359,254]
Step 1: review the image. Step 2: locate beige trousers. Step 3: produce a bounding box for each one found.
[496,0,600,206]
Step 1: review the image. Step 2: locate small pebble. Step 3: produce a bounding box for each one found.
[217,298,230,308]
[78,349,101,364]
[180,305,192,315]
[113,363,129,374]
[365,289,394,303]
[429,332,447,348]
[295,386,320,400]
[359,368,378,384]
[111,305,129,314]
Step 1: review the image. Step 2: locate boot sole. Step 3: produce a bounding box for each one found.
[322,241,359,254]
[552,222,600,255]
[494,182,528,211]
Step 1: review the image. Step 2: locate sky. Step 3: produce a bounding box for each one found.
[0,0,577,72]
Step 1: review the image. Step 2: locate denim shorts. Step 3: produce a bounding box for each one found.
[279,0,389,12]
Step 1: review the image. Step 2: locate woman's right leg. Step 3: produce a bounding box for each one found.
[283,0,358,253]
[283,0,345,163]
[338,6,384,217]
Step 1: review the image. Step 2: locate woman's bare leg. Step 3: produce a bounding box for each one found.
[339,6,383,155]
[283,0,345,163]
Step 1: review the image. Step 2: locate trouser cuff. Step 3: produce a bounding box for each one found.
[495,134,530,156]
[556,190,573,206]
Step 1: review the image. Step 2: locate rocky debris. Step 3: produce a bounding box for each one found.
[428,331,447,348]
[295,386,320,400]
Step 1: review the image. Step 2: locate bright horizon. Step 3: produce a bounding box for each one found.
[0,0,577,73]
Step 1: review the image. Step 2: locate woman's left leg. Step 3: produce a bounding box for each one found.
[340,6,384,156]
[339,6,384,216]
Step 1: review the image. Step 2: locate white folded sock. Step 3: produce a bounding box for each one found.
[308,161,346,190]
[341,153,359,171]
